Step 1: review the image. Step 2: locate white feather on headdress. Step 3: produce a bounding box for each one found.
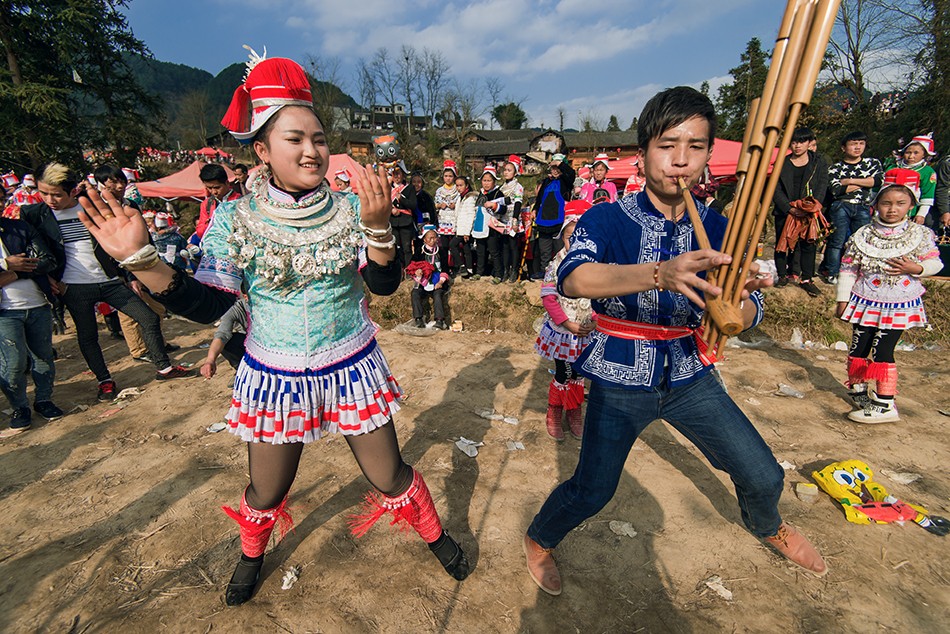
[242,44,267,82]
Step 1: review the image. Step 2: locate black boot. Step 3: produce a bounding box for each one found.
[225,554,264,606]
[428,530,470,581]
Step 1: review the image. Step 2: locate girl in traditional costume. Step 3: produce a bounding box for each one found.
[534,203,594,440]
[77,51,469,606]
[837,168,943,423]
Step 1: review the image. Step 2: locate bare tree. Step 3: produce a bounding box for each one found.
[420,48,449,128]
[485,77,503,129]
[397,45,422,122]
[304,54,347,146]
[370,47,399,113]
[827,0,919,112]
[178,90,210,149]
[355,57,377,127]
[440,78,486,168]
[557,107,566,131]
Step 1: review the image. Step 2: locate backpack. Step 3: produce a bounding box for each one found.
[536,179,565,228]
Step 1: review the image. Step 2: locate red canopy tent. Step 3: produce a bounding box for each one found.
[195,147,232,158]
[137,161,235,201]
[327,154,365,193]
[586,139,781,185]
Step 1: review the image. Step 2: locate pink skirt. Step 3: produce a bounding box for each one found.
[535,321,590,362]
[841,296,927,330]
[226,340,402,444]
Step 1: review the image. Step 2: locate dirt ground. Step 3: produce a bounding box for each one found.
[1,280,948,633]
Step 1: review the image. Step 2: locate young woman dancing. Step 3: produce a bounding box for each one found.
[77,52,469,606]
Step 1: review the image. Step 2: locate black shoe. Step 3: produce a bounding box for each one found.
[428,531,470,581]
[9,407,31,429]
[775,276,790,288]
[33,401,64,421]
[435,319,448,330]
[133,354,153,363]
[225,555,264,606]
[800,280,821,297]
[414,318,425,328]
[508,270,520,283]
[156,365,194,380]
[818,273,837,285]
[460,270,473,279]
[529,272,544,281]
[97,380,117,402]
[164,343,180,352]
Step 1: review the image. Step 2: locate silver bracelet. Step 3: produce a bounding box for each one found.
[359,222,393,238]
[364,234,396,250]
[118,244,161,271]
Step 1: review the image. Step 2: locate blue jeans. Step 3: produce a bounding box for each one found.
[527,374,784,547]
[822,201,871,276]
[0,305,55,411]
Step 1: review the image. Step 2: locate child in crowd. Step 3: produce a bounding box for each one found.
[819,131,884,284]
[531,154,576,279]
[152,212,189,269]
[837,169,943,423]
[475,166,504,279]
[884,133,938,229]
[435,160,459,258]
[333,169,353,193]
[388,162,417,268]
[409,225,449,330]
[623,157,645,196]
[535,202,593,441]
[580,153,618,204]
[499,156,525,282]
[200,297,249,380]
[450,176,478,278]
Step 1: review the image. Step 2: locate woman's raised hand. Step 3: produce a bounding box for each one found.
[355,164,393,229]
[77,187,151,261]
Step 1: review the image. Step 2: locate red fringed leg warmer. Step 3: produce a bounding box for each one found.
[349,469,444,544]
[846,356,869,388]
[548,380,565,407]
[562,379,585,411]
[867,362,898,397]
[222,492,293,558]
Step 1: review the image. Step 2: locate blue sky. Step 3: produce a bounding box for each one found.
[123,0,796,130]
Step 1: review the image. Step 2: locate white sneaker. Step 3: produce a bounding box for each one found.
[847,386,870,409]
[848,394,899,424]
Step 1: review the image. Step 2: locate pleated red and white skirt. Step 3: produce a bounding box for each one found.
[535,321,590,362]
[226,339,402,443]
[841,295,927,330]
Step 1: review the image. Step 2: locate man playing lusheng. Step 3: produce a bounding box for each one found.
[523,87,827,597]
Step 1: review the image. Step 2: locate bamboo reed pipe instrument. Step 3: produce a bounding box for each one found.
[678,177,744,335]
[697,0,841,356]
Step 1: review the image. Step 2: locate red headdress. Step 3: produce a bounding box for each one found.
[220,46,313,144]
[442,160,458,176]
[507,154,522,175]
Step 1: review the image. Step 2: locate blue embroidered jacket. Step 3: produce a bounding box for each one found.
[557,192,764,390]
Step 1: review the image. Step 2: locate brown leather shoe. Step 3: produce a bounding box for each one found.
[764,522,828,577]
[523,534,561,595]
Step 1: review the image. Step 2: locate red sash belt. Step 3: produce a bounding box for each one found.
[594,313,718,366]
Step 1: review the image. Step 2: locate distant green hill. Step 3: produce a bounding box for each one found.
[125,55,360,147]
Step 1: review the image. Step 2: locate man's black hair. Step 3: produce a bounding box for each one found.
[199,164,228,184]
[792,127,816,143]
[840,130,868,145]
[234,163,249,172]
[93,164,126,185]
[638,86,717,150]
